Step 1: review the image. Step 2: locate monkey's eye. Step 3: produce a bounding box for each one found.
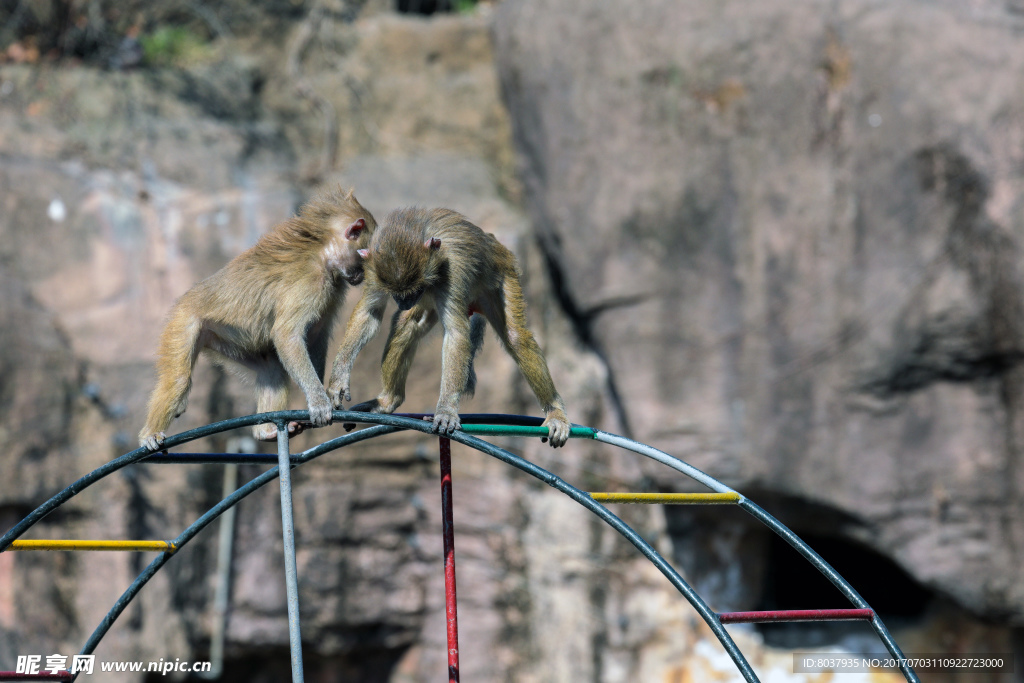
[393,288,425,311]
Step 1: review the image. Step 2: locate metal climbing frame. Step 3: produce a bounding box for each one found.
[0,411,919,683]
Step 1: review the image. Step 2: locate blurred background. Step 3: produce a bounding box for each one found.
[0,0,1021,680]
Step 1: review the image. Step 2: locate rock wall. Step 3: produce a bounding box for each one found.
[494,0,1024,622]
[0,0,1021,682]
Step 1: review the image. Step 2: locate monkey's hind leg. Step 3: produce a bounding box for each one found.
[462,313,486,398]
[490,279,571,448]
[252,358,304,441]
[139,314,204,451]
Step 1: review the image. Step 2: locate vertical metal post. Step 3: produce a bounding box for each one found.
[277,423,305,683]
[204,461,237,679]
[439,437,460,683]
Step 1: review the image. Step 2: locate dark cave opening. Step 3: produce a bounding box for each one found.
[756,531,933,648]
[664,498,935,649]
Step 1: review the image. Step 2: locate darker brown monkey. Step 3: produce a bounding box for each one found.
[138,188,377,451]
[327,207,571,447]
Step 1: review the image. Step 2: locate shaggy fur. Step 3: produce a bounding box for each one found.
[328,207,571,447]
[139,188,377,449]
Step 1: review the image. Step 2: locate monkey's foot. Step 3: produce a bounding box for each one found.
[432,408,461,436]
[541,411,571,448]
[327,373,352,408]
[253,422,305,441]
[308,393,334,427]
[139,432,166,452]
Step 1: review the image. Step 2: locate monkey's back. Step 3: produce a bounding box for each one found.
[170,217,342,351]
[379,207,518,300]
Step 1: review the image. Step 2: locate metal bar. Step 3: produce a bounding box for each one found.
[739,500,919,683]
[0,674,71,681]
[589,492,740,504]
[277,422,305,683]
[718,609,874,624]
[592,431,741,495]
[142,453,282,465]
[6,540,175,552]
[395,413,545,425]
[439,438,460,683]
[459,424,595,438]
[203,460,239,680]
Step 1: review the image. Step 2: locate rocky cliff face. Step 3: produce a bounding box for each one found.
[0,0,1021,681]
[495,0,1024,623]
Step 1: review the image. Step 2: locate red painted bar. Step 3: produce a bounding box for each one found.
[439,437,460,683]
[718,608,875,624]
[0,673,71,681]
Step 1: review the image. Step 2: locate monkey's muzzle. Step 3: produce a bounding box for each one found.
[342,269,365,286]
[394,288,425,311]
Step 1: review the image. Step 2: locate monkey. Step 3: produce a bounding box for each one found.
[326,207,572,447]
[138,188,377,451]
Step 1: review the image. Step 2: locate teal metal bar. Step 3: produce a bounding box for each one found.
[459,424,596,438]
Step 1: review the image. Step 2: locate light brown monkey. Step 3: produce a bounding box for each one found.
[327,207,571,447]
[138,188,377,451]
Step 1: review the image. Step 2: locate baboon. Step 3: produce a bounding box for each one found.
[138,188,377,451]
[327,207,571,447]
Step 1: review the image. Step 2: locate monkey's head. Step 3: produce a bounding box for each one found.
[360,214,444,311]
[304,187,377,285]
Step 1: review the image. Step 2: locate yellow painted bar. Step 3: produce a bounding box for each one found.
[7,540,177,552]
[589,492,741,504]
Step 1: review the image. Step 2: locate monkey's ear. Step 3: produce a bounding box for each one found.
[425,237,441,251]
[345,218,366,240]
[357,248,370,259]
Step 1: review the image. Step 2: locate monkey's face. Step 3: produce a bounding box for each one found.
[335,216,373,285]
[341,265,365,286]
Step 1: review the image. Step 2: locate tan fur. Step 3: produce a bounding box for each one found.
[138,187,377,450]
[328,207,571,447]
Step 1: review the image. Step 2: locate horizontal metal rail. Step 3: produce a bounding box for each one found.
[718,609,875,624]
[6,540,175,552]
[142,453,284,465]
[460,424,595,438]
[590,492,740,504]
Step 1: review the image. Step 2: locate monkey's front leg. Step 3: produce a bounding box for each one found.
[433,314,474,435]
[274,331,334,428]
[328,291,386,407]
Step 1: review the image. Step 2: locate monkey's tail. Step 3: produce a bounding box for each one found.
[463,313,486,398]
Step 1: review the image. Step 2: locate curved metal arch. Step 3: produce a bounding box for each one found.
[58,413,755,681]
[1,411,918,683]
